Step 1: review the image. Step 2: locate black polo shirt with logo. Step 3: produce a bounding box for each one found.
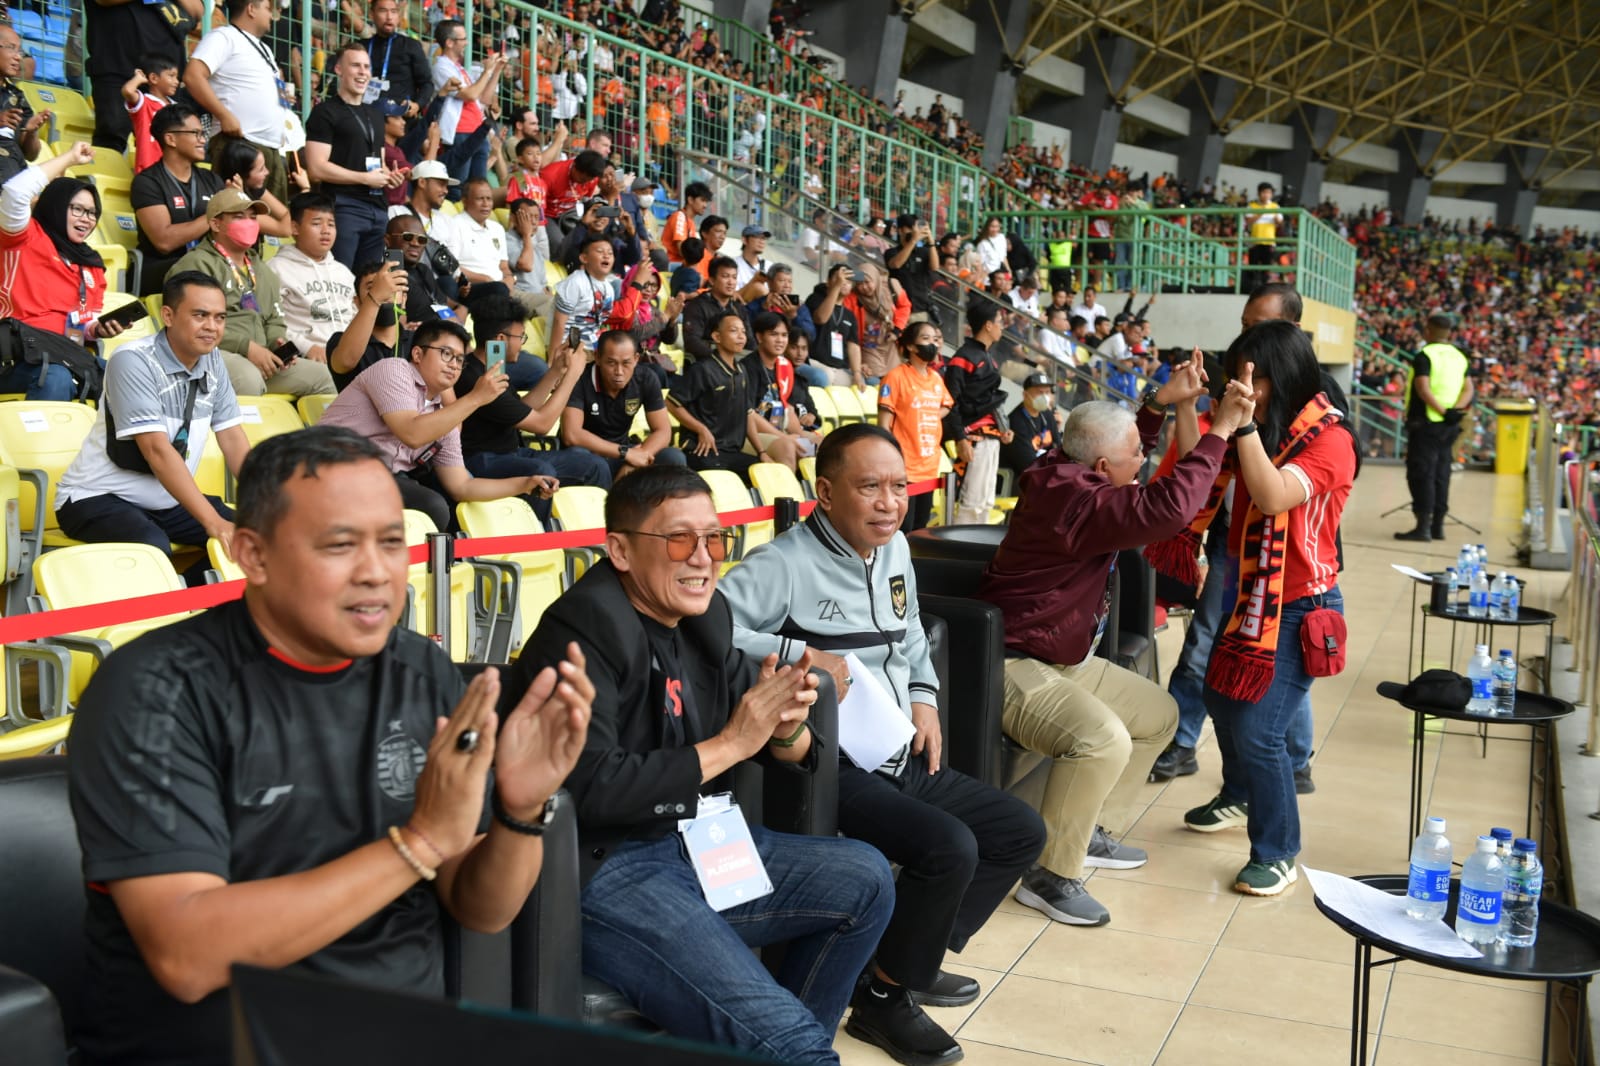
[67,599,480,1066]
[674,350,752,453]
[565,363,666,445]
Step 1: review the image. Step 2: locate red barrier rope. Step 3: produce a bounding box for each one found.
[0,479,944,646]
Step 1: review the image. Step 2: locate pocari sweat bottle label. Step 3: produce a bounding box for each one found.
[1458,883,1502,927]
[1407,863,1451,904]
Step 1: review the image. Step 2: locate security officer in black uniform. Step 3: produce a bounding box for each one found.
[1395,312,1475,542]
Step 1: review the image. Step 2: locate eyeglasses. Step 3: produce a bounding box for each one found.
[617,528,735,562]
[171,128,206,138]
[395,232,429,245]
[419,344,466,366]
[66,204,99,221]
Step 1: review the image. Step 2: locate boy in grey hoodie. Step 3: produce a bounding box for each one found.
[267,192,357,363]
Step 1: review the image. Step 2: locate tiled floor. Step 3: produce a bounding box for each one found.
[837,464,1570,1065]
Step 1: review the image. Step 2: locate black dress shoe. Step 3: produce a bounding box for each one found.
[1149,743,1199,782]
[908,969,980,1008]
[1294,765,1315,795]
[1394,528,1432,542]
[847,982,964,1066]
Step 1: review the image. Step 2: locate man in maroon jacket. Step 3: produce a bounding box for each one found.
[979,365,1255,926]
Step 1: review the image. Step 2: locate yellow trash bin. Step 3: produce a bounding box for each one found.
[1493,402,1537,475]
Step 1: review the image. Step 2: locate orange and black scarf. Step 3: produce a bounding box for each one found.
[1145,395,1340,703]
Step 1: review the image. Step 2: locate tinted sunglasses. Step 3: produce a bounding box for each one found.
[619,528,735,562]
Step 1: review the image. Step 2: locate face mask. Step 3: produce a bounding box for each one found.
[636,193,655,208]
[224,217,260,248]
[374,302,397,328]
[1030,393,1052,412]
[915,342,939,360]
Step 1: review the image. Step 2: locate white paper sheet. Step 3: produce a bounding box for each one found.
[1303,866,1482,959]
[1391,564,1435,584]
[836,652,915,772]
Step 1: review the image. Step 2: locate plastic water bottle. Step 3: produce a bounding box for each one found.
[1489,826,1514,861]
[1444,567,1459,603]
[1466,645,1494,713]
[1488,572,1506,618]
[1499,839,1543,948]
[1504,575,1520,620]
[1455,836,1505,946]
[1478,544,1490,570]
[1457,544,1475,581]
[1468,570,1490,618]
[1492,649,1517,715]
[1405,816,1454,921]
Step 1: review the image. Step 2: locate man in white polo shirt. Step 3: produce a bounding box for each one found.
[454,178,513,294]
[54,271,251,571]
[184,0,291,202]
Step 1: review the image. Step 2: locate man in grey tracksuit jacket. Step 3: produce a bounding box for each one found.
[721,425,1044,1063]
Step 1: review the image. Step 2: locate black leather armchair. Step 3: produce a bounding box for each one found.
[0,756,84,1066]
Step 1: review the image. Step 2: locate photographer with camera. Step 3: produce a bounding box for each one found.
[888,214,940,324]
[557,195,640,272]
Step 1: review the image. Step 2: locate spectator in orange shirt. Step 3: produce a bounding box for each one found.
[661,180,710,265]
[877,321,953,531]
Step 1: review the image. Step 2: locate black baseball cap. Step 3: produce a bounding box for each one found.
[896,214,919,228]
[1022,372,1052,389]
[1376,671,1471,711]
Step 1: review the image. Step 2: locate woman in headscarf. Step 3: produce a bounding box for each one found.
[0,141,124,400]
[607,258,683,385]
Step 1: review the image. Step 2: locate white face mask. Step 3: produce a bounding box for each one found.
[1030,393,1052,412]
[636,194,655,209]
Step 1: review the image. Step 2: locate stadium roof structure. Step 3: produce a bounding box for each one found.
[966,0,1600,188]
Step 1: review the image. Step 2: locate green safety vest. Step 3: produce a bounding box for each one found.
[1047,240,1074,268]
[1409,342,1469,422]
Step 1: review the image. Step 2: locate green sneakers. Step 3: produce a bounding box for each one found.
[1183,794,1250,833]
[1235,859,1298,897]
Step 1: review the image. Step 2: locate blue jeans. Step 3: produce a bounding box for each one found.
[442,131,491,196]
[464,445,609,521]
[581,827,895,1064]
[2,353,104,401]
[331,196,389,272]
[1172,556,1314,770]
[1205,554,1343,863]
[793,363,831,389]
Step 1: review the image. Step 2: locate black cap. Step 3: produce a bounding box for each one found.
[896,213,919,228]
[648,247,670,273]
[1022,372,1051,389]
[1376,671,1472,711]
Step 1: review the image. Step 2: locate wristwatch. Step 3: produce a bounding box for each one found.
[617,443,631,461]
[1140,383,1164,413]
[492,791,560,836]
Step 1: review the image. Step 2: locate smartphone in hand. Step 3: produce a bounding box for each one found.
[487,339,507,376]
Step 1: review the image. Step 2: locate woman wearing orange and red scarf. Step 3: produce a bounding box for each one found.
[1178,321,1358,897]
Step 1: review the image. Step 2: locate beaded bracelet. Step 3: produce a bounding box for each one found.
[406,823,446,867]
[387,825,438,881]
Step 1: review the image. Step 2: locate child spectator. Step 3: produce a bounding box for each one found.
[120,54,179,174]
[268,192,357,365]
[381,103,410,208]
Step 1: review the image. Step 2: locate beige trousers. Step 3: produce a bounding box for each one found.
[222,352,337,398]
[955,435,999,525]
[1002,655,1178,878]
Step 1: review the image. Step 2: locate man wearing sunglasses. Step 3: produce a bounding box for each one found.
[503,465,894,1063]
[722,424,1045,1066]
[385,215,464,324]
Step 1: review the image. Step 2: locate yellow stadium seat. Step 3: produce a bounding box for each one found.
[195,430,228,501]
[206,537,245,582]
[297,393,335,425]
[32,543,193,703]
[0,713,73,759]
[93,188,141,257]
[855,385,878,418]
[523,317,547,360]
[85,146,133,183]
[699,468,757,572]
[439,201,462,216]
[234,396,305,447]
[456,497,566,658]
[0,401,96,555]
[826,385,865,423]
[808,388,840,433]
[544,260,568,287]
[98,290,157,359]
[0,638,72,731]
[749,461,811,508]
[93,243,134,296]
[17,82,95,144]
[797,456,817,491]
[548,485,607,584]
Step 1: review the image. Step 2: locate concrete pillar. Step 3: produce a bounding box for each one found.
[1275,106,1337,209]
[1390,129,1444,224]
[1059,34,1136,175]
[1164,75,1237,191]
[803,0,908,105]
[965,0,1031,169]
[712,0,772,35]
[1495,148,1546,236]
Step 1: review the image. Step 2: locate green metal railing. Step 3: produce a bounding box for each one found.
[1004,207,1357,306]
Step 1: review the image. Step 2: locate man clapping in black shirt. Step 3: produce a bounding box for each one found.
[68,427,592,1066]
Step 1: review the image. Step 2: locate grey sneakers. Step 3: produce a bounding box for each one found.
[1014,866,1111,926]
[1083,825,1148,870]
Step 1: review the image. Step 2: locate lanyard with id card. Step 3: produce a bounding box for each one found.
[677,793,772,912]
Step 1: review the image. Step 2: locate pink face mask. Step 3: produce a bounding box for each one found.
[224,217,261,248]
